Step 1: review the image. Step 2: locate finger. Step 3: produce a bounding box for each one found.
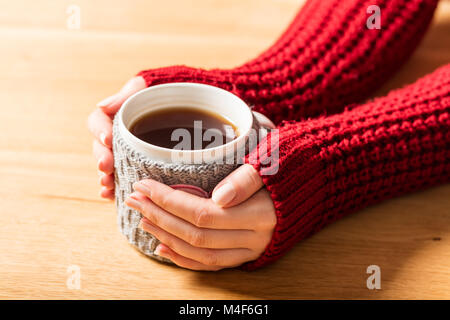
[92,140,114,175]
[126,192,258,249]
[96,94,119,112]
[139,218,256,267]
[97,76,146,115]
[100,187,114,200]
[212,164,263,207]
[155,244,223,271]
[87,108,113,147]
[133,179,254,230]
[99,173,115,190]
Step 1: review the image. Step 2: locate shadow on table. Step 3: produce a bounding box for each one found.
[372,18,450,97]
[191,185,450,299]
[191,18,450,298]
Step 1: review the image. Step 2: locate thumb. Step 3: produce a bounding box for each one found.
[211,164,263,208]
[97,76,147,116]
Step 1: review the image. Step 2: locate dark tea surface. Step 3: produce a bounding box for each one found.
[129,107,238,150]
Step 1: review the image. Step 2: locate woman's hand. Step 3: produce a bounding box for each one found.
[125,164,276,271]
[87,77,146,199]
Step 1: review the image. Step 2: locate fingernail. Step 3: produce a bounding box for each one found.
[98,172,105,184]
[97,94,117,107]
[125,196,142,211]
[154,244,162,256]
[100,132,107,146]
[129,192,140,200]
[212,182,236,206]
[97,156,105,170]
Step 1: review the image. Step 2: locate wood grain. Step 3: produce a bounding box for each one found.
[0,0,449,299]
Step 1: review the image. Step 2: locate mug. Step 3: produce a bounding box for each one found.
[112,83,274,262]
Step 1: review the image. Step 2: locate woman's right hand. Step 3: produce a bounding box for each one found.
[87,76,147,200]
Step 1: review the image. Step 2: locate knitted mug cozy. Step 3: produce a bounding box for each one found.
[112,113,267,263]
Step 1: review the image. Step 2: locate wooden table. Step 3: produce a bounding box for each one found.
[1,0,449,299]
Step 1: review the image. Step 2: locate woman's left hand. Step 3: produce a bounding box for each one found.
[125,164,276,271]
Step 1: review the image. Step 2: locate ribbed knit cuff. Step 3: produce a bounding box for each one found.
[241,123,327,271]
[136,0,438,124]
[241,64,450,271]
[137,66,234,93]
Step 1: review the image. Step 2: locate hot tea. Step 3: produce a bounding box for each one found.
[130,107,238,150]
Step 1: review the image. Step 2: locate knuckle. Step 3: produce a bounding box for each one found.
[189,229,207,247]
[143,205,159,225]
[202,250,220,266]
[194,204,213,227]
[150,213,159,226]
[159,190,173,208]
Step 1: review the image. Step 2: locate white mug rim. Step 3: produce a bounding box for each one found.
[116,82,254,163]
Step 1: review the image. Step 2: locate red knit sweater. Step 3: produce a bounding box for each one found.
[243,64,450,270]
[135,0,448,270]
[138,0,438,123]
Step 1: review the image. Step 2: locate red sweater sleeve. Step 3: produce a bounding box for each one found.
[138,0,438,123]
[241,64,450,270]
